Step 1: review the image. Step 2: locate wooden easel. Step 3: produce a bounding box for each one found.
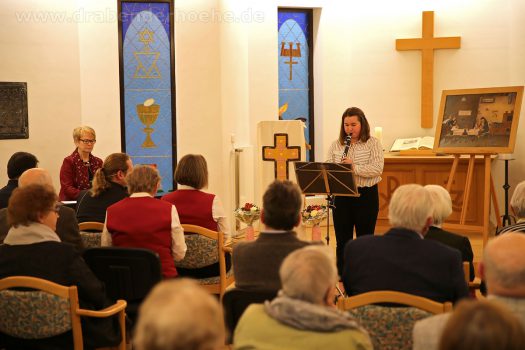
[445,154,502,245]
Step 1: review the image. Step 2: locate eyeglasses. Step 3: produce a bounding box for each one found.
[79,139,96,145]
[52,203,62,214]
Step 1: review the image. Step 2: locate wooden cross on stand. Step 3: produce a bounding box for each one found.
[262,133,301,181]
[396,11,461,128]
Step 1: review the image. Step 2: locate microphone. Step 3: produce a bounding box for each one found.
[341,134,352,161]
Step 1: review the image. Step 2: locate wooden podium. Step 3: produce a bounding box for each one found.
[376,153,498,242]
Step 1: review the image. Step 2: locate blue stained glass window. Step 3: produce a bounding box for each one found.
[278,9,314,160]
[120,1,175,192]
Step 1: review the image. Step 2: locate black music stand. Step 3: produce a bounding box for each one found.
[294,161,359,245]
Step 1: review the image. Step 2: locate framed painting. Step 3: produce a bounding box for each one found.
[118,0,177,192]
[0,82,28,139]
[434,86,523,154]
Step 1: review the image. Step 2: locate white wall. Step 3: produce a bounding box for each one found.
[0,0,83,190]
[76,0,121,159]
[1,0,523,222]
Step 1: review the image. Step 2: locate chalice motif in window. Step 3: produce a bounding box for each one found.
[137,98,159,148]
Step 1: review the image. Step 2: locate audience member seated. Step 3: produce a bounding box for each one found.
[59,126,103,201]
[161,154,231,278]
[413,232,525,350]
[0,168,84,252]
[134,279,225,350]
[234,246,372,350]
[233,180,310,292]
[0,184,120,349]
[76,152,132,223]
[0,152,38,209]
[439,299,525,350]
[101,165,187,278]
[424,184,475,281]
[342,184,468,303]
[498,180,525,234]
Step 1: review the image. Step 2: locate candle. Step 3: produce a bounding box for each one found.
[374,127,383,145]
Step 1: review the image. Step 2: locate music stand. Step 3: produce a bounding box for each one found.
[294,161,359,245]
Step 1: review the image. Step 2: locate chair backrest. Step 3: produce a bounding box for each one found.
[79,232,101,248]
[78,221,104,232]
[337,291,453,314]
[83,247,162,302]
[175,233,219,269]
[180,224,234,296]
[337,291,452,350]
[222,288,277,344]
[0,276,127,350]
[78,222,104,248]
[0,276,83,348]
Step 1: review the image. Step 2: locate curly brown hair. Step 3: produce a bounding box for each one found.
[7,184,57,227]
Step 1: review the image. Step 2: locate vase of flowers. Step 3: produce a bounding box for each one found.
[302,205,328,241]
[234,202,261,241]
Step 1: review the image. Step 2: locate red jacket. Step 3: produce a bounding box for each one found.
[59,149,102,200]
[162,189,218,231]
[106,196,177,278]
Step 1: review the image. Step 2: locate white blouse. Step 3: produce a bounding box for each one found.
[326,136,384,188]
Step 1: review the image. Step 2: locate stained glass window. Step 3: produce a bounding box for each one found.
[278,9,314,160]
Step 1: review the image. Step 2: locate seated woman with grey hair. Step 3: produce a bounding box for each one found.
[234,246,372,350]
[424,185,475,281]
[101,165,187,278]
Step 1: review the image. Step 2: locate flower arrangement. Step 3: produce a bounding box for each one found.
[302,205,328,226]
[234,203,261,224]
[234,203,261,240]
[301,205,328,241]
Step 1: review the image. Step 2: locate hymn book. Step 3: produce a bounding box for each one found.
[390,136,435,152]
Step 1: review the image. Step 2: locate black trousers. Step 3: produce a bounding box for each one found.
[333,184,379,276]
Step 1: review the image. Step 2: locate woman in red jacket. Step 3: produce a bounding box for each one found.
[59,126,103,201]
[162,154,231,278]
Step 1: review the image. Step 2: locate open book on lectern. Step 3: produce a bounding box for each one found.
[294,162,359,197]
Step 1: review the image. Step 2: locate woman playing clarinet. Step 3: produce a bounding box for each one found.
[326,107,384,276]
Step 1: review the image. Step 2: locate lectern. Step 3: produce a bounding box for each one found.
[294,161,359,244]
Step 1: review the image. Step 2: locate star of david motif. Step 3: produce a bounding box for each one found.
[133,28,161,79]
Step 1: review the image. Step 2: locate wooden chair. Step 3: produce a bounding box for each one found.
[78,221,105,232]
[78,221,104,248]
[0,276,127,350]
[337,291,452,350]
[179,224,234,297]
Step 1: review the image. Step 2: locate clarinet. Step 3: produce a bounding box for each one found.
[341,134,352,162]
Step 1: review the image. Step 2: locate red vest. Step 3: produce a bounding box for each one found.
[106,196,177,278]
[162,190,218,231]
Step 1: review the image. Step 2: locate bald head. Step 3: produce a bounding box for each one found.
[18,168,54,189]
[482,233,525,297]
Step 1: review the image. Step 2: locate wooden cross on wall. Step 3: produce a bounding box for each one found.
[396,11,461,128]
[262,133,301,181]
